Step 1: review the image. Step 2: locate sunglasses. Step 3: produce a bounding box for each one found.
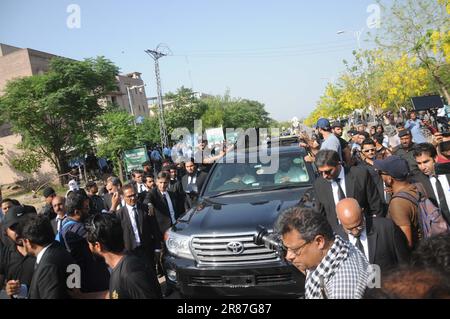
[318,168,334,176]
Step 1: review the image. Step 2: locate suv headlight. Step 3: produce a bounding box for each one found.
[165,230,194,260]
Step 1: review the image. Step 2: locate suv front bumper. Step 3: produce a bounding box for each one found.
[164,255,305,298]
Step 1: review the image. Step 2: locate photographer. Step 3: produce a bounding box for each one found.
[277,207,369,299]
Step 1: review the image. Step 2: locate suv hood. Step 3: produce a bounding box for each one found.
[174,187,314,235]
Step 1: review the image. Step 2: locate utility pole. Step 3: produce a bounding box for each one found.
[145,47,169,147]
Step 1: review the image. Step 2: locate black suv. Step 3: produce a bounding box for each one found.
[163,145,316,298]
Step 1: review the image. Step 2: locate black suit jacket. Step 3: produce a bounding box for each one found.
[181,171,208,195]
[314,166,384,231]
[411,172,450,223]
[28,242,75,299]
[116,203,162,253]
[335,217,410,272]
[103,193,113,212]
[144,188,185,234]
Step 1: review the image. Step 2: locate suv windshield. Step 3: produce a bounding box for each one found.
[203,152,311,196]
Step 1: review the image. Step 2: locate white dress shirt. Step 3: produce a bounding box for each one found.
[36,243,53,265]
[429,175,450,210]
[187,175,197,185]
[136,183,148,194]
[163,192,176,224]
[331,167,347,206]
[125,204,141,247]
[348,229,369,262]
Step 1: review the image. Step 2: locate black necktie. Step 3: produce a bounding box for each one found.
[355,236,365,255]
[132,206,141,235]
[139,184,143,193]
[335,178,346,201]
[434,176,450,223]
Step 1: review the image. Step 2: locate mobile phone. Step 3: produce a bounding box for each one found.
[442,132,450,137]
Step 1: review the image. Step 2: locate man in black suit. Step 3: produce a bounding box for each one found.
[115,184,162,271]
[144,172,185,296]
[7,214,74,299]
[412,143,450,225]
[313,150,384,232]
[40,187,57,220]
[356,138,390,216]
[181,159,208,209]
[335,198,410,272]
[145,172,186,235]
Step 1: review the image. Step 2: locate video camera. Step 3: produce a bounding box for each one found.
[254,225,286,257]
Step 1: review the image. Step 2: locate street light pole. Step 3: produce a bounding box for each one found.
[337,28,364,50]
[126,86,136,126]
[126,84,145,126]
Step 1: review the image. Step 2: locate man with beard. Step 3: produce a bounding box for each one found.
[86,213,162,299]
[40,187,57,220]
[316,118,342,161]
[331,121,351,166]
[57,192,110,295]
[393,130,419,175]
[373,156,421,249]
[2,206,36,299]
[181,159,207,209]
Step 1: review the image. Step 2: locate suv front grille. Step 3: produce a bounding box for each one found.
[191,233,280,266]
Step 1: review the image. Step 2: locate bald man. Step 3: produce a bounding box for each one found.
[336,198,410,273]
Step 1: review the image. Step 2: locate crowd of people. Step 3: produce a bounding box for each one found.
[283,109,450,298]
[0,108,449,299]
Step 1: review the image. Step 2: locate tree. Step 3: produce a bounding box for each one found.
[136,116,161,146]
[0,56,119,184]
[373,0,450,102]
[305,49,432,124]
[163,86,208,134]
[96,110,137,182]
[223,99,272,129]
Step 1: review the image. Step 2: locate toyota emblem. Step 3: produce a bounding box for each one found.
[226,241,244,254]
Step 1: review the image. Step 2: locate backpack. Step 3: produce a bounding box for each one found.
[392,183,450,238]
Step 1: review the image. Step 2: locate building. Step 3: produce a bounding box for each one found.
[99,72,149,120]
[0,43,149,185]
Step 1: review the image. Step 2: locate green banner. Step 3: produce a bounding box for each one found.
[123,147,149,173]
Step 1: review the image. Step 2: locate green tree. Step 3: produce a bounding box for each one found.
[96,110,137,182]
[0,56,119,184]
[223,99,272,129]
[373,0,450,102]
[136,116,161,146]
[163,86,208,133]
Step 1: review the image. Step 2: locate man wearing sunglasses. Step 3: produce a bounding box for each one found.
[357,138,390,215]
[279,207,369,299]
[116,184,162,274]
[313,150,383,232]
[335,198,410,272]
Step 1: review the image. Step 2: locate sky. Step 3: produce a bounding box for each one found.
[0,0,385,121]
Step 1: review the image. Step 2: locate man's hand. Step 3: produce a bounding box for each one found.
[5,280,21,296]
[111,192,120,211]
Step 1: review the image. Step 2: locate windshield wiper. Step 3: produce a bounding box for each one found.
[205,188,261,198]
[262,184,304,191]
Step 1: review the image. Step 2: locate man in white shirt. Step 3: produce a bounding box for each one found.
[413,143,450,225]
